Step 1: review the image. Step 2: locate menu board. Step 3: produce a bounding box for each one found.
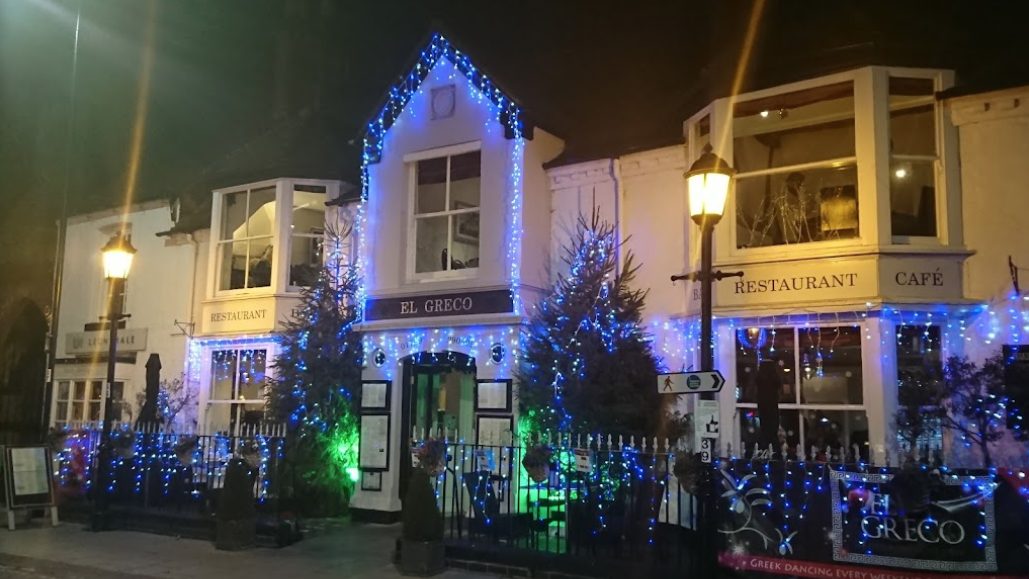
[475,380,511,412]
[359,414,390,470]
[361,381,390,410]
[2,445,54,509]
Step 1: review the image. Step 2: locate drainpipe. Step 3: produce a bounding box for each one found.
[612,158,625,275]
[41,3,83,438]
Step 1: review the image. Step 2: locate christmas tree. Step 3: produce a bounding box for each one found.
[517,211,681,441]
[266,224,362,514]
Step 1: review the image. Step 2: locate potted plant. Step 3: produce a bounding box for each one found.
[399,467,444,576]
[414,439,447,477]
[239,438,262,470]
[113,431,137,461]
[522,443,554,483]
[673,450,703,494]
[174,436,199,466]
[45,427,69,454]
[216,458,258,551]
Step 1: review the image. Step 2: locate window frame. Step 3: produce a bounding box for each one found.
[211,179,282,296]
[285,182,331,292]
[52,379,125,428]
[405,141,482,283]
[885,69,947,245]
[733,323,869,456]
[209,179,334,297]
[202,345,273,437]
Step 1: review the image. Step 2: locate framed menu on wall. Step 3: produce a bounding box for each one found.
[359,414,390,471]
[361,380,391,410]
[476,415,514,446]
[475,379,512,412]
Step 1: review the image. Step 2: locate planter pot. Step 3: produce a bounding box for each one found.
[524,463,550,484]
[215,517,257,551]
[242,452,262,470]
[421,461,444,478]
[399,539,445,577]
[116,445,136,461]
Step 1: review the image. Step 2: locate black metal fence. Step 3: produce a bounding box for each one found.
[428,438,713,578]
[52,423,287,519]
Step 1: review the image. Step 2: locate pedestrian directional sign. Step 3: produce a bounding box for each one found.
[657,370,725,394]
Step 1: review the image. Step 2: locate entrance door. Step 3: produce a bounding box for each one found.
[399,352,475,499]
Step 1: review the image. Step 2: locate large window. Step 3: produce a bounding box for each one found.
[413,150,481,276]
[735,325,867,458]
[217,186,277,290]
[733,83,859,249]
[896,324,943,449]
[53,380,125,428]
[288,186,327,287]
[206,348,267,436]
[889,77,938,239]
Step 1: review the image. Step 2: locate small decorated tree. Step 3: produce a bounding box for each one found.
[940,354,1009,468]
[517,210,684,441]
[265,224,362,515]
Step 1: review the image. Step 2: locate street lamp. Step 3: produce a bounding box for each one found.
[92,233,136,532]
[672,147,739,377]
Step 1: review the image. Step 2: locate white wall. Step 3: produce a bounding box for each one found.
[55,202,196,424]
[366,58,533,296]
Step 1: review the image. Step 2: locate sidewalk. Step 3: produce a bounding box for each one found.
[0,519,486,579]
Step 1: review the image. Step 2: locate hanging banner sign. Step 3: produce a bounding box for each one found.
[716,462,1029,578]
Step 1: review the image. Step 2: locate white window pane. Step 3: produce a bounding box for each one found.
[798,326,863,405]
[237,350,266,402]
[246,238,273,288]
[736,166,858,248]
[889,78,935,157]
[733,82,856,173]
[415,216,449,273]
[416,157,448,214]
[289,190,326,287]
[890,160,936,237]
[801,410,868,460]
[220,191,248,241]
[735,327,797,404]
[449,151,481,209]
[74,381,86,401]
[219,241,248,290]
[450,213,479,269]
[211,350,238,401]
[55,402,68,422]
[57,381,69,401]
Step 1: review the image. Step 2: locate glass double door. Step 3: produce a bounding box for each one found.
[407,365,474,442]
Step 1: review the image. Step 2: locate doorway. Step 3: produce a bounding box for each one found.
[399,351,475,499]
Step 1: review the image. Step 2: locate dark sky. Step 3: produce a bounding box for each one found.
[2,0,1028,224]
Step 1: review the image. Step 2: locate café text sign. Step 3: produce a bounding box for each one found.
[364,289,514,322]
[66,328,148,356]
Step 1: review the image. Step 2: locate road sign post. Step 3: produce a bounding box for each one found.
[657,370,725,395]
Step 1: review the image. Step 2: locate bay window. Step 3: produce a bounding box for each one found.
[217,186,276,291]
[889,77,938,240]
[411,149,481,277]
[735,325,868,458]
[212,180,330,293]
[733,82,859,249]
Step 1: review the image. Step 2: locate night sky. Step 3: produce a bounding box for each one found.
[2,0,1028,251]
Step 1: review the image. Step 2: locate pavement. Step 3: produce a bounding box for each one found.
[0,518,487,579]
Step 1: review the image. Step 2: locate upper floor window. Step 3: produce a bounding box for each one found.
[733,82,859,249]
[412,149,481,277]
[288,186,327,288]
[889,77,938,239]
[214,181,329,293]
[218,186,276,291]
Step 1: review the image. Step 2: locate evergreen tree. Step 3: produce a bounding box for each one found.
[940,354,1009,468]
[266,224,362,514]
[517,211,681,440]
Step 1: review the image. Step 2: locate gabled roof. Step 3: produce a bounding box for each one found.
[360,29,536,170]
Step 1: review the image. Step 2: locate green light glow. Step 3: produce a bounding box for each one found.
[346,467,360,483]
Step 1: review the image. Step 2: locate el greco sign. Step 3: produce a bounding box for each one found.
[364,289,514,322]
[693,256,965,311]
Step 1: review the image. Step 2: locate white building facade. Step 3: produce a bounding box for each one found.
[49,34,1029,519]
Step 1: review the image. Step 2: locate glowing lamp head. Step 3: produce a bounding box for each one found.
[685,148,735,226]
[101,234,136,280]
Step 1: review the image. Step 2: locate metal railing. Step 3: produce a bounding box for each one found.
[424,435,709,577]
[51,422,287,516]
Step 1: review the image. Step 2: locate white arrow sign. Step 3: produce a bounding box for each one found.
[657,370,725,394]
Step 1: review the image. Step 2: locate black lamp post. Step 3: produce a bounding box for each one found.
[92,233,136,532]
[672,147,739,383]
